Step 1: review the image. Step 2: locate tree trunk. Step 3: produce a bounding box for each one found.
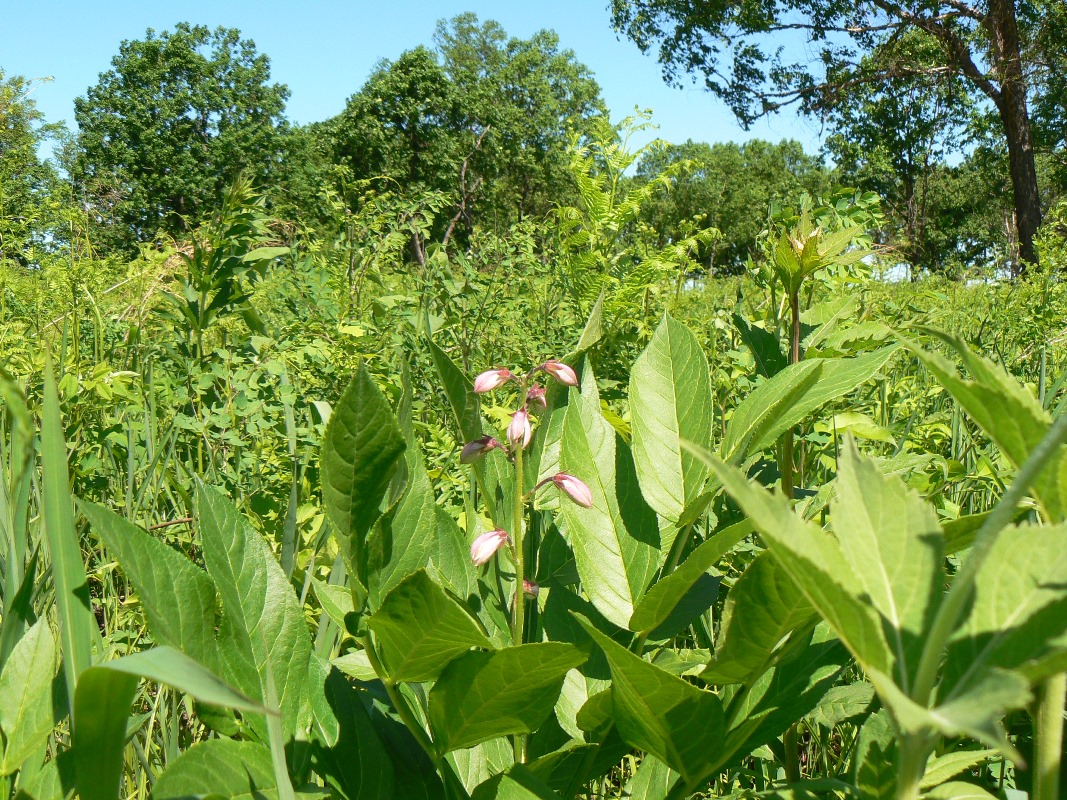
[989,0,1042,274]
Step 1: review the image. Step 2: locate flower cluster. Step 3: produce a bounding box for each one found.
[463,358,589,570]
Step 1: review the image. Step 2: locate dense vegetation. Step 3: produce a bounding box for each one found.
[2,6,1067,800]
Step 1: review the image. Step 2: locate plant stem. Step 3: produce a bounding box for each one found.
[512,432,527,764]
[780,289,802,498]
[1034,672,1066,800]
[784,723,801,783]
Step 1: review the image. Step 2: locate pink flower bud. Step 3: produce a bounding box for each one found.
[460,436,502,464]
[553,473,593,508]
[527,384,547,410]
[522,579,540,599]
[473,368,513,393]
[507,407,532,449]
[471,529,510,566]
[542,360,578,387]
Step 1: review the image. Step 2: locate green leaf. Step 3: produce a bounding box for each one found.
[322,365,406,577]
[831,440,944,693]
[629,313,712,523]
[153,740,280,799]
[871,667,1029,759]
[703,551,817,686]
[82,501,219,670]
[367,570,492,682]
[806,682,875,730]
[197,483,312,739]
[559,388,660,628]
[308,658,395,799]
[732,311,786,378]
[313,578,355,632]
[0,619,58,775]
[575,615,725,784]
[366,447,438,609]
[91,647,268,714]
[629,519,751,635]
[426,338,482,444]
[698,450,894,677]
[920,749,999,790]
[942,523,1067,693]
[41,358,94,713]
[428,643,586,753]
[72,668,137,800]
[922,782,999,799]
[721,346,898,464]
[907,332,1067,521]
[470,765,563,800]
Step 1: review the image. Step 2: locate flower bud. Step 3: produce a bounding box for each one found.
[507,407,532,449]
[470,529,510,566]
[473,368,513,393]
[522,579,540,599]
[460,435,502,464]
[527,384,547,410]
[553,472,593,508]
[542,359,578,387]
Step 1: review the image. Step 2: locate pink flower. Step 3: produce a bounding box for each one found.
[542,360,578,387]
[507,407,532,449]
[522,579,540,599]
[473,368,513,393]
[527,384,547,410]
[461,436,502,464]
[471,529,510,566]
[553,473,593,508]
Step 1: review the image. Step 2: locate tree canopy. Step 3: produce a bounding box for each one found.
[70,23,290,253]
[610,0,1064,270]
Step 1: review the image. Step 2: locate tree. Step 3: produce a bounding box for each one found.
[611,0,1059,271]
[635,138,829,274]
[433,14,608,224]
[325,15,608,243]
[823,29,978,272]
[70,23,290,253]
[0,71,63,268]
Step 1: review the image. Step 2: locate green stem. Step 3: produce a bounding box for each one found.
[779,289,802,499]
[512,428,527,764]
[894,739,929,800]
[784,723,801,783]
[1034,672,1066,800]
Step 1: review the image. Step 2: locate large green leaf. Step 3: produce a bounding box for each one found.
[907,332,1067,521]
[629,313,712,523]
[197,483,312,739]
[365,447,437,609]
[942,523,1067,694]
[470,765,563,800]
[576,616,724,784]
[82,501,219,670]
[703,551,817,686]
[559,387,660,628]
[41,359,93,713]
[831,440,944,694]
[153,740,281,800]
[426,338,483,444]
[628,519,751,636]
[322,365,406,576]
[73,646,273,800]
[72,668,137,800]
[0,619,58,775]
[699,450,894,677]
[721,346,898,464]
[308,657,395,800]
[428,643,586,753]
[367,570,492,682]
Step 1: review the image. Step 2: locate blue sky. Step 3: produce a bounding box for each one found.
[5,0,824,154]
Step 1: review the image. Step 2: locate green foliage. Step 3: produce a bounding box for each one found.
[70,23,291,253]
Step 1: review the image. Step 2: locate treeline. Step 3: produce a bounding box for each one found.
[2,12,1065,277]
